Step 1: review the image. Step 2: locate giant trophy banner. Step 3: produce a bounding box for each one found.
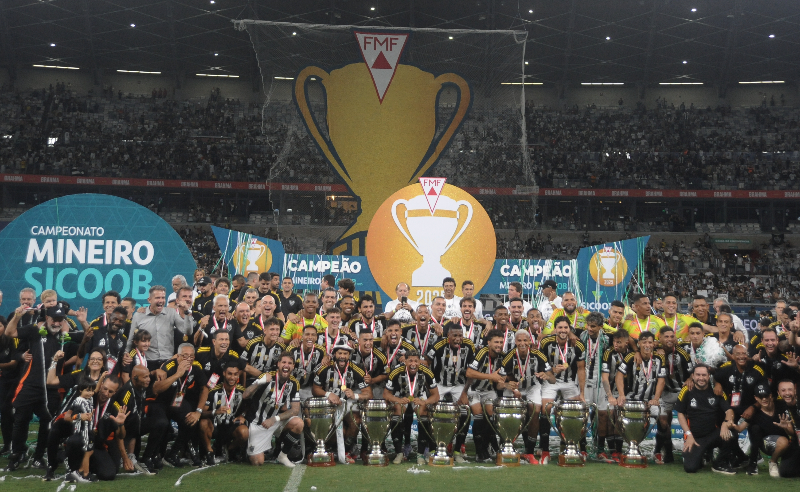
[210,225,285,278]
[236,21,529,257]
[0,194,197,315]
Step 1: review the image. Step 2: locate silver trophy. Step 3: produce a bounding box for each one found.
[619,400,651,468]
[304,397,338,467]
[421,402,470,466]
[551,400,593,467]
[360,399,393,466]
[484,397,529,466]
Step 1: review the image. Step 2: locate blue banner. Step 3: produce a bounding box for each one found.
[0,194,197,315]
[481,259,577,297]
[575,236,649,311]
[283,254,379,292]
[211,226,285,277]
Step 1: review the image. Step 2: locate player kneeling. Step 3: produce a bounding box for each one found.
[200,365,248,465]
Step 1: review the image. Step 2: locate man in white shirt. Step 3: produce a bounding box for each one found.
[442,277,462,318]
[382,282,418,324]
[461,280,484,319]
[712,297,747,337]
[535,279,562,322]
[504,281,533,314]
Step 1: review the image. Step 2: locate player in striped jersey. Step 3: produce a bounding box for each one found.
[539,316,586,464]
[501,330,554,464]
[427,325,475,463]
[385,351,440,465]
[443,297,489,348]
[653,326,692,464]
[239,317,286,384]
[242,353,303,467]
[381,319,415,374]
[615,332,666,411]
[351,330,388,398]
[581,312,613,461]
[402,304,440,359]
[466,329,507,462]
[601,329,630,462]
[348,295,387,346]
[199,365,247,465]
[288,325,327,400]
[317,307,352,355]
[484,305,516,352]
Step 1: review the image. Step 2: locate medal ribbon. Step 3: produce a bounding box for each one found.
[516,350,530,380]
[212,316,227,334]
[178,367,192,393]
[334,364,347,389]
[406,368,418,399]
[461,319,475,340]
[300,344,314,373]
[387,342,402,366]
[642,357,653,380]
[223,386,236,408]
[588,336,600,360]
[93,399,109,431]
[274,380,288,406]
[635,316,650,336]
[558,342,569,365]
[415,325,432,354]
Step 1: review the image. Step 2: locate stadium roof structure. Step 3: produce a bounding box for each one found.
[1,0,798,95]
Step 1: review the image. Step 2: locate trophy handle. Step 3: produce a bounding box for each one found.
[481,399,498,435]
[411,73,471,180]
[442,200,473,254]
[455,404,472,435]
[390,199,423,255]
[294,66,354,189]
[416,404,436,443]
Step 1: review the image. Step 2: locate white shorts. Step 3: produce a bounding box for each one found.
[299,387,313,402]
[660,391,678,415]
[584,379,608,411]
[438,384,466,403]
[503,385,542,405]
[468,389,498,407]
[248,417,299,456]
[542,380,581,400]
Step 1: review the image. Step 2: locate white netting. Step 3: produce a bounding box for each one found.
[235,20,532,252]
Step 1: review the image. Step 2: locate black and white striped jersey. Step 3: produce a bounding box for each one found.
[468,347,506,392]
[205,384,245,426]
[386,364,438,399]
[602,349,628,393]
[502,348,551,390]
[402,324,441,356]
[618,353,666,401]
[662,346,693,393]
[244,373,300,424]
[239,336,287,375]
[288,344,326,388]
[540,335,586,383]
[427,339,475,387]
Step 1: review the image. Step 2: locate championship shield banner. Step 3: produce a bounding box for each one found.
[575,236,649,311]
[211,226,285,277]
[0,194,197,314]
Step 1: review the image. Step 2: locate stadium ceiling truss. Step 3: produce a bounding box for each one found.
[2,0,799,91]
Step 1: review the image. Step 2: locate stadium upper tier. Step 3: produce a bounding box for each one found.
[1,86,798,191]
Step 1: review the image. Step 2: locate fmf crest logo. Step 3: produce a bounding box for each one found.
[355,32,408,102]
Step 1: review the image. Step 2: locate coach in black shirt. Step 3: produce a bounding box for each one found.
[676,363,738,474]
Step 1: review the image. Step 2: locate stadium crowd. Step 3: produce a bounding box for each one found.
[1,87,799,191]
[0,277,798,482]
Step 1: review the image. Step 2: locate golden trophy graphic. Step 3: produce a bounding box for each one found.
[391,194,472,286]
[589,246,628,287]
[294,62,470,255]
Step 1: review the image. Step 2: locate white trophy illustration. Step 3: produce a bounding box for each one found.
[244,240,266,272]
[598,247,618,283]
[391,194,473,286]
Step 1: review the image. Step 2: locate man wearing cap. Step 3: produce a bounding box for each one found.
[675,364,738,475]
[535,280,561,322]
[312,339,372,463]
[2,303,77,470]
[735,381,800,477]
[192,277,215,321]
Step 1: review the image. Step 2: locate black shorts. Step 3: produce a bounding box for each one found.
[212,421,244,441]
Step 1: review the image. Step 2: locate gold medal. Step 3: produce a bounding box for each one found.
[341,384,347,391]
[408,396,414,403]
[225,406,232,414]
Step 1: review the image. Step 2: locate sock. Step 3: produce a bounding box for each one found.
[454,414,469,452]
[522,430,537,454]
[472,415,487,459]
[539,414,550,452]
[390,416,403,454]
[597,436,606,453]
[281,431,302,461]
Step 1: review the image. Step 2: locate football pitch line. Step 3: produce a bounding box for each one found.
[283,464,307,492]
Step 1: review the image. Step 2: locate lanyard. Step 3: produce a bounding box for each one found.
[334,365,348,388]
[486,355,495,374]
[93,399,109,431]
[406,368,418,398]
[361,350,374,372]
[212,316,227,334]
[178,368,192,393]
[588,336,600,360]
[503,327,511,350]
[364,317,376,336]
[516,350,530,379]
[415,325,432,354]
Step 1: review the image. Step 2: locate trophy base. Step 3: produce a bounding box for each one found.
[620,455,647,468]
[308,452,336,467]
[496,453,521,467]
[363,453,388,467]
[429,455,454,467]
[558,454,586,467]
